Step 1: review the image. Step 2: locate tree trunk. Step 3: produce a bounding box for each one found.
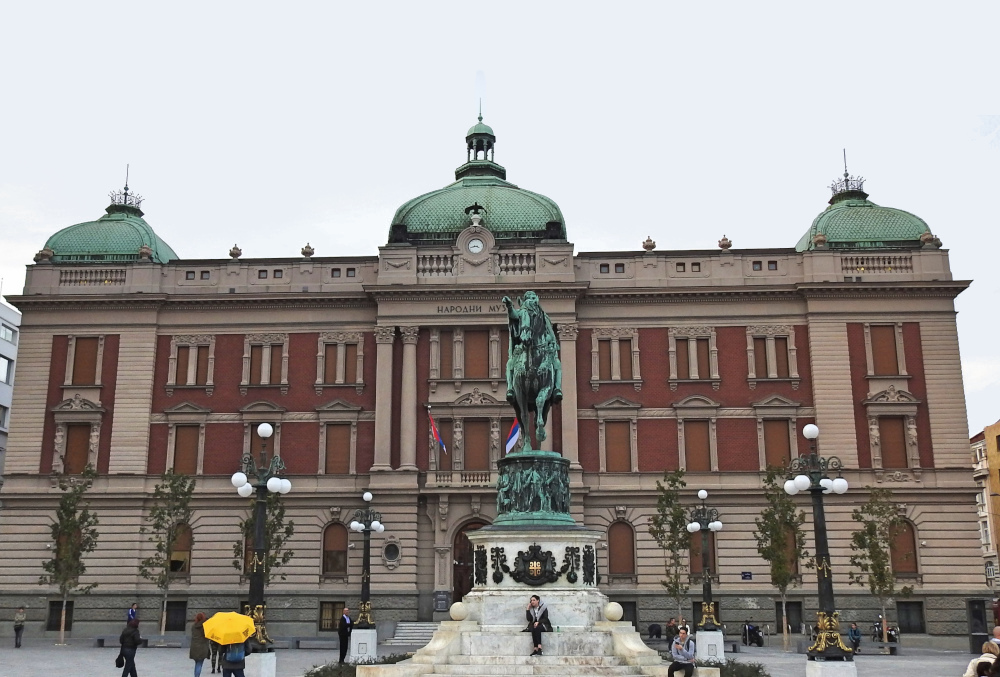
[881,600,888,646]
[160,587,169,635]
[781,593,789,652]
[59,591,68,645]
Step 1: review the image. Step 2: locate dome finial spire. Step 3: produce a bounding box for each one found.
[478,98,482,123]
[830,149,865,198]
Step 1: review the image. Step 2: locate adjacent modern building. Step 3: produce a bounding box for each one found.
[0,117,988,643]
[973,424,1000,588]
[0,299,21,474]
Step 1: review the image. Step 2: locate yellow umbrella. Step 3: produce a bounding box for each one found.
[203,612,256,646]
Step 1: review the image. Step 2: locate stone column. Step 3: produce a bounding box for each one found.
[372,326,396,471]
[399,326,420,470]
[558,323,581,468]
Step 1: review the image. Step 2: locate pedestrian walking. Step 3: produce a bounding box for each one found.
[119,618,142,677]
[13,606,25,648]
[220,639,251,677]
[209,640,223,674]
[190,612,211,677]
[127,603,138,622]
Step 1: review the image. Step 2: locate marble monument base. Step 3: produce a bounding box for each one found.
[351,628,378,663]
[806,660,858,677]
[245,652,277,677]
[695,629,725,663]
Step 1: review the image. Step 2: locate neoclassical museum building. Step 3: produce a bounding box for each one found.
[1,117,987,641]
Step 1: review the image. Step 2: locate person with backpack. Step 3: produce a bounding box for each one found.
[220,638,252,677]
[667,626,696,677]
[119,618,142,677]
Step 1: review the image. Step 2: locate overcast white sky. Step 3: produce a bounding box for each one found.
[1,2,997,434]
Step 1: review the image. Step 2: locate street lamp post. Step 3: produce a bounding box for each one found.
[784,423,852,661]
[230,422,292,647]
[687,489,723,631]
[350,491,385,629]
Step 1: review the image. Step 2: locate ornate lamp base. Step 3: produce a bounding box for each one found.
[244,604,273,647]
[808,611,854,661]
[356,600,375,629]
[698,601,720,631]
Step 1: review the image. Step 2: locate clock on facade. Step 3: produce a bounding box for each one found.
[468,238,485,254]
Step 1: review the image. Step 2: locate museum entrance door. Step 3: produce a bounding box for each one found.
[452,521,487,604]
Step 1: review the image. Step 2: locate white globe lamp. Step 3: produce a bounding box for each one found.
[698,489,708,500]
[231,472,248,488]
[237,483,254,498]
[266,477,282,493]
[256,422,274,439]
[793,474,811,492]
[784,479,799,496]
[802,424,819,440]
[832,477,849,494]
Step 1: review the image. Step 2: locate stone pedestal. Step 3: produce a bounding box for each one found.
[351,628,378,663]
[695,629,724,663]
[805,661,858,677]
[245,652,277,677]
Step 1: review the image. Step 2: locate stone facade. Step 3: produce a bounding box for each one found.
[0,128,988,642]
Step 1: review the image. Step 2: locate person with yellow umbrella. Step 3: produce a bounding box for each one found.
[203,612,255,677]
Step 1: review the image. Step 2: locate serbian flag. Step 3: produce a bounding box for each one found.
[428,407,447,455]
[505,420,521,455]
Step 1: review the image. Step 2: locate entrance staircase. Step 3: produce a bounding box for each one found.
[359,622,720,677]
[385,622,441,646]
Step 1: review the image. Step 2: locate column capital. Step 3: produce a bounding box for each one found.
[374,326,396,344]
[557,323,579,341]
[400,326,421,344]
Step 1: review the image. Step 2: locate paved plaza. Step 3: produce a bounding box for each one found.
[0,640,974,677]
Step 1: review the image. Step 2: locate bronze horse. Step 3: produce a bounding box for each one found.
[502,292,563,448]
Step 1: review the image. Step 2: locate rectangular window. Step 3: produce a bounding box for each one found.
[273,270,283,279]
[768,261,778,271]
[0,404,8,428]
[258,270,268,279]
[870,325,899,375]
[464,330,490,379]
[0,355,11,384]
[324,344,338,384]
[250,345,263,383]
[176,345,190,384]
[752,261,762,271]
[332,268,341,278]
[464,419,490,471]
[439,331,453,379]
[685,420,711,472]
[0,324,16,344]
[325,424,352,474]
[896,601,925,633]
[598,340,612,380]
[614,263,625,274]
[346,268,356,277]
[185,271,195,280]
[249,344,283,385]
[676,263,686,272]
[753,337,768,378]
[344,343,358,383]
[692,262,701,272]
[200,271,210,280]
[763,420,791,468]
[619,339,633,380]
[879,416,908,468]
[72,337,99,385]
[173,425,199,475]
[269,344,282,384]
[675,339,690,380]
[600,263,609,274]
[605,421,631,472]
[46,600,74,631]
[196,346,209,385]
[165,601,187,632]
[177,345,209,386]
[695,338,710,378]
[437,419,453,471]
[319,601,345,632]
[774,337,790,378]
[65,423,91,474]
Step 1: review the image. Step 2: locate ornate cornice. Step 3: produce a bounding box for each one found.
[320,331,364,343]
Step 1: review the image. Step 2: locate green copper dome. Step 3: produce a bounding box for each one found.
[467,118,495,137]
[44,193,179,263]
[389,117,566,244]
[796,178,931,251]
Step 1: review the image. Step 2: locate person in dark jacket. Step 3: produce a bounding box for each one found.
[119,619,141,677]
[337,606,353,664]
[209,640,223,674]
[524,595,552,656]
[219,639,252,677]
[13,606,25,648]
[848,622,862,653]
[190,613,211,677]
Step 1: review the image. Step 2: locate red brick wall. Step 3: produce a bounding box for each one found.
[96,334,119,474]
[40,336,69,473]
[579,419,599,471]
[147,422,168,475]
[716,418,758,471]
[279,421,319,474]
[637,418,677,472]
[847,323,872,467]
[356,421,375,474]
[903,323,934,468]
[203,423,244,475]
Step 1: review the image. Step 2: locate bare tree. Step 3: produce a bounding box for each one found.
[648,469,690,619]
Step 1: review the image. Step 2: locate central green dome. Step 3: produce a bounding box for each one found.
[389,117,566,244]
[43,191,178,263]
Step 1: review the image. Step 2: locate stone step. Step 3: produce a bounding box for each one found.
[444,655,626,666]
[385,622,441,645]
[432,664,641,675]
[464,633,615,657]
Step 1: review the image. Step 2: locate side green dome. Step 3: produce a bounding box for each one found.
[796,178,931,251]
[389,117,566,244]
[44,196,178,264]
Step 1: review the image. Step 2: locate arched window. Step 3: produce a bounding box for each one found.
[890,521,918,576]
[689,531,716,576]
[323,523,349,576]
[608,522,635,575]
[170,523,192,574]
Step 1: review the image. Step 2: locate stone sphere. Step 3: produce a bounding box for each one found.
[449,602,469,621]
[604,602,624,622]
